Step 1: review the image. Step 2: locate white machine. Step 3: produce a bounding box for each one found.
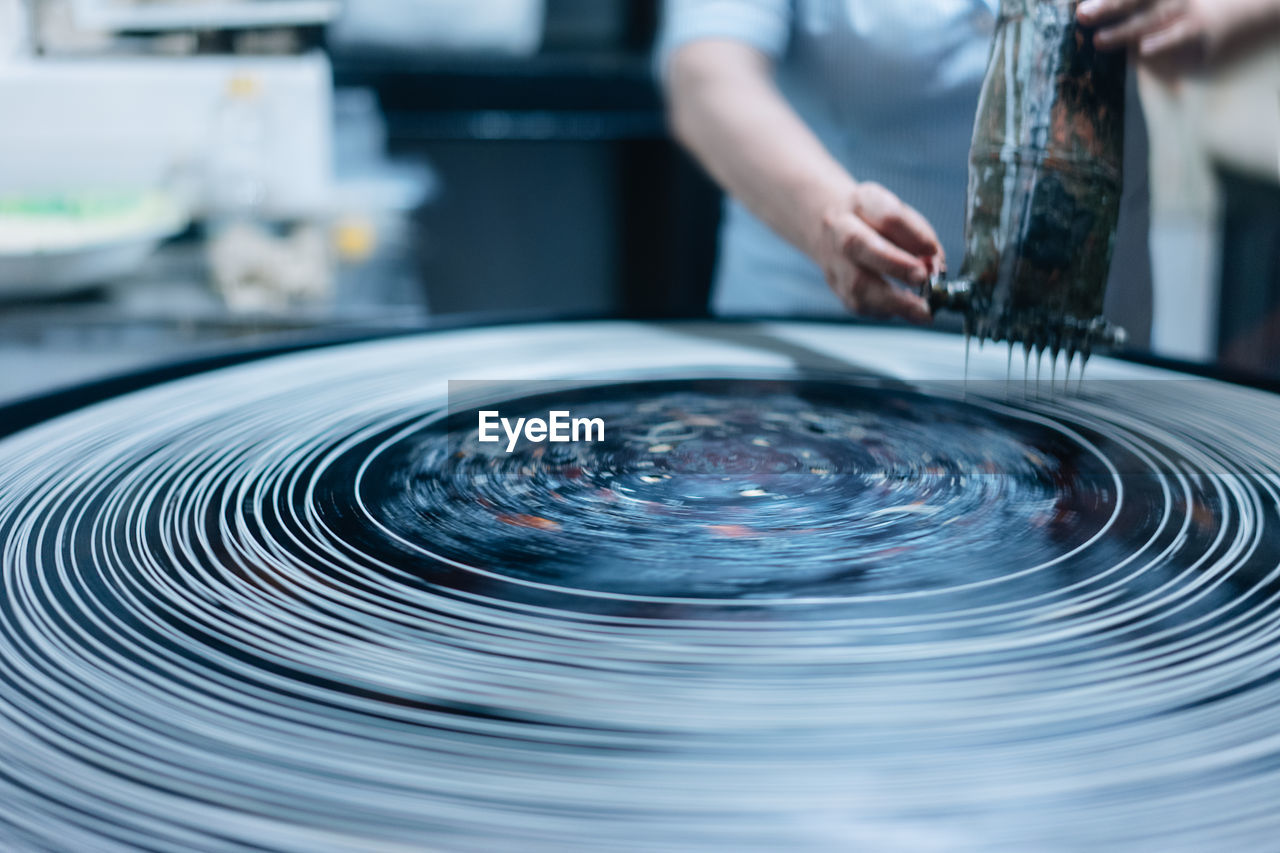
[0,53,333,220]
[61,0,340,32]
[0,0,336,295]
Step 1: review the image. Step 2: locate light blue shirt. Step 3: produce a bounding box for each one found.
[658,0,1152,342]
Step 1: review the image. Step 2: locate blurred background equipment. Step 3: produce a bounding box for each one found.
[328,0,545,55]
[0,56,332,218]
[0,0,32,60]
[331,0,716,321]
[1140,51,1280,376]
[0,0,721,405]
[60,0,340,32]
[0,192,188,295]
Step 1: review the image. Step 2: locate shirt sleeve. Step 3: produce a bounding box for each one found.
[655,0,793,80]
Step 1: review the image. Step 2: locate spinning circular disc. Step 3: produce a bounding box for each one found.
[1,321,1278,851]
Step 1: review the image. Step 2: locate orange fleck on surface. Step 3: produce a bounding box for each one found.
[497,514,561,531]
[707,524,756,538]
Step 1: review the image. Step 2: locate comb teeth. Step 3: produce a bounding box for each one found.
[922,273,1127,353]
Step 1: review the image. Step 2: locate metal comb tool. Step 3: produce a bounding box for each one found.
[924,0,1129,367]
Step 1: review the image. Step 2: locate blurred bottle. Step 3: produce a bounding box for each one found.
[205,73,308,312]
[207,74,269,220]
[0,0,32,63]
[329,87,438,313]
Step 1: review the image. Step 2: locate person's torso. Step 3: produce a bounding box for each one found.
[791,1,994,183]
[788,2,996,125]
[717,0,999,315]
[716,0,1149,343]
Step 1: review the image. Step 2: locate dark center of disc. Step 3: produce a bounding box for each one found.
[342,378,1117,602]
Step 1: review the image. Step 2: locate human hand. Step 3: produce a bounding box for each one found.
[1078,0,1280,70]
[811,182,942,324]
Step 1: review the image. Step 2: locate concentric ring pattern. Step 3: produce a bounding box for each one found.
[1,321,1279,852]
